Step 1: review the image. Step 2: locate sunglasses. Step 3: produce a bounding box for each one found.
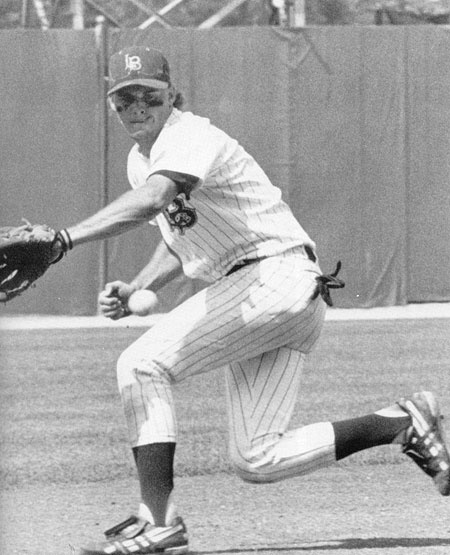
[111,89,165,112]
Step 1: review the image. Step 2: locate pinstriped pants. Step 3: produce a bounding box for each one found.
[117,249,336,482]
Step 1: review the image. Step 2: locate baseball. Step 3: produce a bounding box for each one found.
[127,289,159,316]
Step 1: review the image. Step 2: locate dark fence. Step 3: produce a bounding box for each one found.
[1,26,449,314]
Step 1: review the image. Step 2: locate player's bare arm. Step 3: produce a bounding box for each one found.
[130,241,183,292]
[66,174,179,247]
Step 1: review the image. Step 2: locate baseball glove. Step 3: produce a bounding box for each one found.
[0,220,72,302]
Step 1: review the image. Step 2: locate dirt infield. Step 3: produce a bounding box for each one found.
[1,466,450,555]
[1,312,449,554]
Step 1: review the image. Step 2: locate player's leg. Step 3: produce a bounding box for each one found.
[80,351,186,555]
[81,249,449,553]
[103,250,324,534]
[226,349,407,481]
[105,249,413,536]
[226,347,337,482]
[116,344,180,526]
[226,350,450,495]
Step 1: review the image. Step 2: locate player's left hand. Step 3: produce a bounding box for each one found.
[98,281,135,320]
[0,221,71,302]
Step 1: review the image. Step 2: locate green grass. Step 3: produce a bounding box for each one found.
[1,319,449,488]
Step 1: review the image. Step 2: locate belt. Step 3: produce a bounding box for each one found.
[225,257,262,276]
[304,245,317,263]
[226,245,317,277]
[225,247,345,307]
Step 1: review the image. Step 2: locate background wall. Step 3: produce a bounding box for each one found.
[1,26,449,314]
[0,31,103,314]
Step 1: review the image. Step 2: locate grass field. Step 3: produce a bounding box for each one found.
[1,317,450,554]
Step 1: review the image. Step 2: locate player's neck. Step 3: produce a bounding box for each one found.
[135,128,163,158]
[137,141,153,158]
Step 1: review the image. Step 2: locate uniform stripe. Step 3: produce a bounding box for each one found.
[255,353,299,437]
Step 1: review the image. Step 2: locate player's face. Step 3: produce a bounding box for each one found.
[110,85,174,147]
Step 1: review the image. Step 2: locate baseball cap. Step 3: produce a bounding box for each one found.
[107,46,170,96]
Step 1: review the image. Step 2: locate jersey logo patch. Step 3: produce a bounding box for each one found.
[164,197,197,235]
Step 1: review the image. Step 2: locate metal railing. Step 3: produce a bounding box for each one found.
[21,0,306,30]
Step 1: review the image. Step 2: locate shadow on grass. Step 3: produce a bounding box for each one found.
[195,536,450,553]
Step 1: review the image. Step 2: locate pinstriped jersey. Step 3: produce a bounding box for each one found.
[127,108,315,282]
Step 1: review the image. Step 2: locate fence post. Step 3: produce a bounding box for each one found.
[95,16,109,300]
[287,0,305,27]
[21,0,30,27]
[71,0,85,29]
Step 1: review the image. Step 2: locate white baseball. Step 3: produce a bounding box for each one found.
[127,290,159,316]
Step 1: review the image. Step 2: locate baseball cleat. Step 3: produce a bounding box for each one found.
[398,391,450,496]
[79,515,188,555]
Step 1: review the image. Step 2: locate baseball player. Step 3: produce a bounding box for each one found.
[51,46,449,555]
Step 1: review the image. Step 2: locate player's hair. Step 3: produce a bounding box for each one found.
[173,90,185,109]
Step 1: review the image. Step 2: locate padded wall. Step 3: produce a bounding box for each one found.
[406,28,450,302]
[1,27,449,314]
[0,31,102,314]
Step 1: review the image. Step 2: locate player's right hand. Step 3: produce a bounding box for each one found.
[98,281,136,320]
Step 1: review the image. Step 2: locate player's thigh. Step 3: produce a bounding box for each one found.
[226,347,306,444]
[121,253,324,382]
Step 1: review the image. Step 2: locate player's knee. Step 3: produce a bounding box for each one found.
[229,444,278,484]
[116,346,168,394]
[231,457,276,484]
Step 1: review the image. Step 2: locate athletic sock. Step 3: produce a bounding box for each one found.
[132,442,176,526]
[332,413,411,461]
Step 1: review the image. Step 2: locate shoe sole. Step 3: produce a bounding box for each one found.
[165,547,189,555]
[79,546,188,555]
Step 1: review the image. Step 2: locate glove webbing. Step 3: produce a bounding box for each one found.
[312,261,345,307]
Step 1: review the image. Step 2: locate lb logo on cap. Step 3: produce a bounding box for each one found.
[125,54,142,73]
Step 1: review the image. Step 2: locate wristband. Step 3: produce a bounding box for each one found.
[56,228,73,252]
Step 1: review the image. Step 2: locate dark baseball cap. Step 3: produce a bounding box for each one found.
[107,46,171,95]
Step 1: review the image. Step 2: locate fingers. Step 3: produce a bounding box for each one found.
[98,299,125,319]
[104,307,127,320]
[98,281,128,320]
[100,303,126,320]
[98,288,120,307]
[103,281,122,297]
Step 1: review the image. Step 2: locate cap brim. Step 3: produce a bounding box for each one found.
[107,78,169,95]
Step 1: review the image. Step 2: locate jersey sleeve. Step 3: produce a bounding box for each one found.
[148,113,221,189]
[150,170,199,199]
